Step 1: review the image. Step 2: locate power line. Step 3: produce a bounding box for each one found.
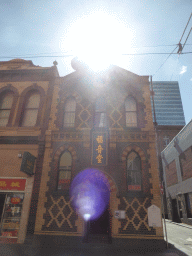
[179,13,192,44]
[0,51,191,60]
[152,46,178,77]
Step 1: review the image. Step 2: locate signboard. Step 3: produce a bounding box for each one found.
[20,151,36,175]
[128,185,141,191]
[114,210,126,219]
[0,179,26,191]
[148,205,162,227]
[91,132,107,166]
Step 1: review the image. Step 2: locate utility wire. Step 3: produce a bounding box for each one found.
[182,27,192,51]
[152,46,178,77]
[179,13,192,44]
[0,51,191,59]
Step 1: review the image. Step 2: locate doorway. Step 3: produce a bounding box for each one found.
[172,199,181,223]
[0,194,6,222]
[184,193,192,218]
[89,206,110,234]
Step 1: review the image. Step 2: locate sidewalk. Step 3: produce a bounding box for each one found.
[0,240,187,256]
[165,219,192,229]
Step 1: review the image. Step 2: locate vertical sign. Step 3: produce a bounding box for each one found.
[92,132,107,165]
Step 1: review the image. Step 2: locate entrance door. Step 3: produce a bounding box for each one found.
[172,199,181,223]
[89,207,109,234]
[0,194,6,222]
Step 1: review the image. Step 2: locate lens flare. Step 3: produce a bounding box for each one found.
[70,168,110,221]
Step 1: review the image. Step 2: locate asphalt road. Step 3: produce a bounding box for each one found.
[164,220,192,256]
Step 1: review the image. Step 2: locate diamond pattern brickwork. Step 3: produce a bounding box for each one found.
[118,197,156,235]
[42,195,77,232]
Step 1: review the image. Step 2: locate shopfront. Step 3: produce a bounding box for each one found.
[0,178,29,243]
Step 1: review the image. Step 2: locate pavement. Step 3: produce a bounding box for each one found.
[1,220,191,256]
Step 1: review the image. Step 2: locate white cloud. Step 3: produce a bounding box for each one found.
[180,66,187,75]
[190,78,192,81]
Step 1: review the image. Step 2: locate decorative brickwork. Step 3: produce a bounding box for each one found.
[42,195,77,232]
[118,196,155,235]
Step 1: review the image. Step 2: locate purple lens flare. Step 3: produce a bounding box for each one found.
[70,168,110,221]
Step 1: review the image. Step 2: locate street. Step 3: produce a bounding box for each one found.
[164,220,192,256]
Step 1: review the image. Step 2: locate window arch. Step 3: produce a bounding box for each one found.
[63,98,76,127]
[58,151,72,190]
[20,91,40,127]
[0,91,14,126]
[125,96,137,127]
[127,151,142,191]
[94,97,107,127]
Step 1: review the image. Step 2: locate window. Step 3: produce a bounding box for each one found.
[63,98,76,127]
[94,97,107,127]
[58,151,72,190]
[127,151,141,191]
[0,92,13,126]
[125,97,137,127]
[21,92,40,127]
[163,136,170,147]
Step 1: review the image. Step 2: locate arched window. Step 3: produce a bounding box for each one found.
[21,91,40,127]
[63,98,76,127]
[125,97,137,127]
[0,92,14,126]
[127,151,142,191]
[94,97,107,127]
[58,151,72,190]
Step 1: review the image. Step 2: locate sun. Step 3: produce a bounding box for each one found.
[60,10,134,72]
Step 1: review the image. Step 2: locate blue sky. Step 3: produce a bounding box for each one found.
[1,0,191,124]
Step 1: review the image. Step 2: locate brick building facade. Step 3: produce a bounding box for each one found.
[0,58,165,247]
[33,59,164,247]
[161,119,192,225]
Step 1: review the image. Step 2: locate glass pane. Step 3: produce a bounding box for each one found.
[65,98,76,112]
[95,97,106,112]
[64,112,75,127]
[0,110,10,126]
[22,109,38,126]
[26,93,40,108]
[60,151,72,168]
[0,110,10,118]
[127,152,140,171]
[94,112,107,127]
[125,97,136,111]
[1,93,13,109]
[0,117,9,126]
[59,170,71,180]
[126,112,137,127]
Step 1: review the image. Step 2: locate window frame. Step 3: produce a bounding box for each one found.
[0,86,19,127]
[94,97,107,128]
[63,97,76,128]
[125,96,137,128]
[127,151,142,192]
[0,91,14,127]
[57,151,72,190]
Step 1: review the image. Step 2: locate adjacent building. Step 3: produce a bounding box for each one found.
[161,119,192,225]
[0,59,58,243]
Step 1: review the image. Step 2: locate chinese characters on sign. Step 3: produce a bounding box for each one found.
[0,179,26,191]
[92,133,107,165]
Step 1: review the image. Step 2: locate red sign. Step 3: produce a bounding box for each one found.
[58,179,70,184]
[0,179,26,191]
[11,197,21,204]
[128,185,141,191]
[160,184,164,195]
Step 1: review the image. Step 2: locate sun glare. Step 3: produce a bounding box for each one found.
[60,10,134,72]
